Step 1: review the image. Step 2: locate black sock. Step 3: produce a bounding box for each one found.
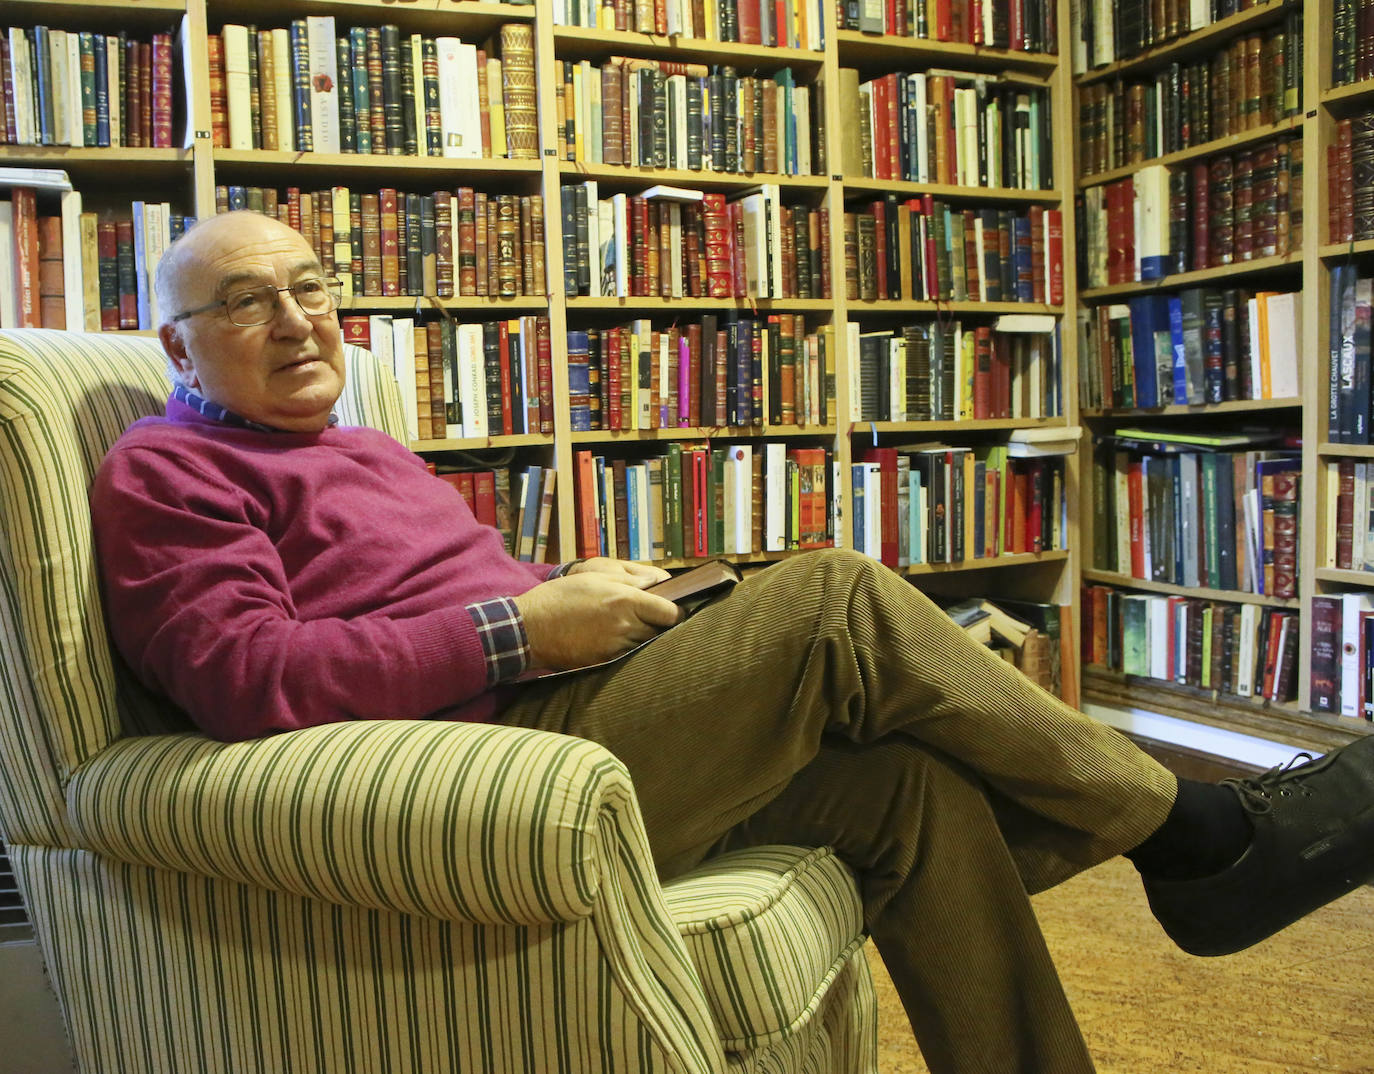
[1125,779,1253,881]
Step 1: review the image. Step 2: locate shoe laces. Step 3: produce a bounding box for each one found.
[1222,751,1336,815]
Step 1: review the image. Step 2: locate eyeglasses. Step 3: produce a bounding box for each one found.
[168,277,343,327]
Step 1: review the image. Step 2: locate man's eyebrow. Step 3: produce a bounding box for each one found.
[214,261,325,298]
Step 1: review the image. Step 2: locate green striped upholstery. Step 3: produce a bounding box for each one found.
[662,846,869,1051]
[0,329,877,1073]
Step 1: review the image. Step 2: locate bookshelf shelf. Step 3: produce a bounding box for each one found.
[212,150,543,179]
[0,147,194,185]
[339,295,550,312]
[550,25,823,67]
[206,0,535,32]
[1074,0,1298,87]
[840,178,1060,204]
[1078,115,1304,190]
[569,425,837,443]
[410,433,553,452]
[853,417,1067,434]
[1081,397,1302,419]
[847,299,1061,315]
[1321,78,1374,111]
[1315,567,1374,586]
[904,550,1070,576]
[1082,668,1368,752]
[1318,239,1374,260]
[7,0,188,23]
[565,296,836,311]
[1081,569,1300,609]
[555,161,829,191]
[1078,253,1304,301]
[833,29,1058,76]
[658,550,802,569]
[1316,443,1374,458]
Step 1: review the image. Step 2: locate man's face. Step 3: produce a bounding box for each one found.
[161,215,345,433]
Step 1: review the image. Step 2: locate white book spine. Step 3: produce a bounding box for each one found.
[863,462,882,561]
[1148,596,1170,680]
[106,36,121,147]
[221,25,254,151]
[271,29,294,152]
[436,38,481,158]
[0,201,15,328]
[306,16,341,154]
[765,442,786,551]
[8,29,35,145]
[60,188,85,332]
[390,317,419,442]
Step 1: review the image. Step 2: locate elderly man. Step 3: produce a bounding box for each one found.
[90,210,1374,1074]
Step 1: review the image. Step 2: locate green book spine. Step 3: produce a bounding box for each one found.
[665,442,684,559]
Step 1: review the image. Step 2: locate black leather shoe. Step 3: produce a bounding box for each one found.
[1142,735,1374,957]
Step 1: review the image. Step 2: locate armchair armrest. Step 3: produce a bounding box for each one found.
[65,720,637,926]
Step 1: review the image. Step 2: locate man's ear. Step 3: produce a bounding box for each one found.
[159,323,196,385]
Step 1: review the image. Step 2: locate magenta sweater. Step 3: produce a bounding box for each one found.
[90,395,555,741]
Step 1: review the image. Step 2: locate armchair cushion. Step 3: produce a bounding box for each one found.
[65,719,639,926]
[663,845,867,1051]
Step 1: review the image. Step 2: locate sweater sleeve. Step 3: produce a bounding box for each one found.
[91,445,495,742]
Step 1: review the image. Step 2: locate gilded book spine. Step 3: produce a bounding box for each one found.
[500,24,539,159]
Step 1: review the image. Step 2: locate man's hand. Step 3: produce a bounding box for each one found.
[564,556,671,587]
[516,568,681,670]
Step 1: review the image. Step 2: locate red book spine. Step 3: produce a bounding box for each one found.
[606,326,623,430]
[1127,459,1145,577]
[1029,204,1046,304]
[871,199,888,298]
[738,0,762,43]
[340,315,371,348]
[379,188,400,296]
[151,33,174,148]
[498,319,514,435]
[973,324,993,419]
[886,72,901,183]
[729,200,747,296]
[871,76,891,180]
[692,448,709,557]
[702,193,732,297]
[574,450,599,558]
[536,315,554,434]
[1046,208,1064,306]
[687,322,702,428]
[11,187,38,327]
[1190,162,1210,270]
[97,221,119,330]
[935,0,953,40]
[473,470,498,529]
[862,446,899,568]
[115,220,138,329]
[523,319,541,435]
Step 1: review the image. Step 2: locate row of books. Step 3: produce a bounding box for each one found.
[852,315,1062,422]
[941,595,1067,700]
[1327,265,1374,444]
[1327,459,1374,573]
[843,198,1065,305]
[339,314,552,443]
[1,25,177,149]
[215,186,546,300]
[1326,110,1374,245]
[1077,18,1302,178]
[568,314,834,433]
[839,0,1057,53]
[838,68,1054,190]
[1084,585,1300,704]
[555,58,820,177]
[852,445,1067,568]
[553,0,827,50]
[558,184,829,300]
[209,21,537,160]
[1311,593,1374,719]
[0,171,192,331]
[431,463,557,565]
[1331,0,1374,88]
[1078,287,1302,410]
[1078,140,1303,289]
[571,443,837,560]
[1071,0,1263,71]
[1091,431,1301,598]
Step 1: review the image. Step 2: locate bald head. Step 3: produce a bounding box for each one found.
[155,211,309,328]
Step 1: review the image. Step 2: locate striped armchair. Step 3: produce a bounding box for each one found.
[0,329,877,1074]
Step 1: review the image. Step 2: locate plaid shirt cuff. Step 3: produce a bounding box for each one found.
[467,597,531,684]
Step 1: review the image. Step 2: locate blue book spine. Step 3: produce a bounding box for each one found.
[1013,215,1033,302]
[851,463,866,552]
[625,465,641,561]
[1127,296,1159,409]
[1167,295,1187,405]
[93,34,110,146]
[736,318,752,425]
[1330,263,1347,444]
[32,28,54,145]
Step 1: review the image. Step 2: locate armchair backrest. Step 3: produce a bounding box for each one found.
[0,329,406,848]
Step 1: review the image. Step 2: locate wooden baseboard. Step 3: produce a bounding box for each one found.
[1125,733,1266,782]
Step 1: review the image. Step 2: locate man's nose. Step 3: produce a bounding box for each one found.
[271,291,314,333]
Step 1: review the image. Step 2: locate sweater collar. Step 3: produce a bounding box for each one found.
[171,384,339,433]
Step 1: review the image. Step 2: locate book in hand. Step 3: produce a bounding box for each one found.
[515,558,742,682]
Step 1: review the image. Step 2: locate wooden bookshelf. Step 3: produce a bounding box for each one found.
[1081,397,1302,419]
[1081,569,1301,609]
[552,24,823,66]
[1078,115,1305,189]
[1074,0,1298,86]
[833,28,1058,74]
[1079,252,1303,300]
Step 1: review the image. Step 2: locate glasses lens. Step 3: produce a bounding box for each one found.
[292,277,340,315]
[225,285,279,327]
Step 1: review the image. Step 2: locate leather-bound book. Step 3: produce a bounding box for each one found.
[499,24,538,159]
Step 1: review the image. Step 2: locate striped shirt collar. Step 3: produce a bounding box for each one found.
[172,384,339,432]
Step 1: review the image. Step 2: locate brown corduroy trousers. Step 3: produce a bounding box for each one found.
[500,548,1178,1074]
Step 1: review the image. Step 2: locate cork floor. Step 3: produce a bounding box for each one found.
[867,858,1374,1073]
